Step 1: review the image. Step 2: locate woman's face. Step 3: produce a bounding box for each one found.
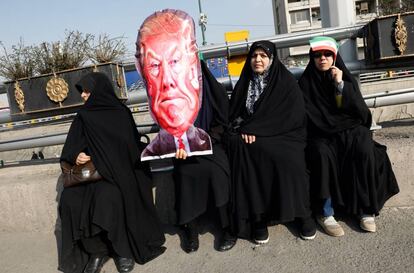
[313,50,334,72]
[250,48,270,74]
[81,90,91,102]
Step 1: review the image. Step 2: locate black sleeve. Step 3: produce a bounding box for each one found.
[60,115,87,164]
[341,81,372,128]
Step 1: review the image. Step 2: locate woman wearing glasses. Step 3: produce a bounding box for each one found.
[298,36,399,237]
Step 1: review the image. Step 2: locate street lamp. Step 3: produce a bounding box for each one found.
[198,0,207,46]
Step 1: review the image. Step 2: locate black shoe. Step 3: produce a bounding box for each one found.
[113,256,135,273]
[83,254,109,273]
[218,232,237,252]
[253,226,269,244]
[183,226,199,253]
[299,216,317,240]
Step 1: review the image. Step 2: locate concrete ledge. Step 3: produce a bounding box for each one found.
[376,137,414,207]
[0,164,61,232]
[0,122,413,232]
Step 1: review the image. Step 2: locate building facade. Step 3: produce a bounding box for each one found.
[272,0,405,66]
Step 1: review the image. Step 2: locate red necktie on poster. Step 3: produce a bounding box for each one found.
[178,138,185,150]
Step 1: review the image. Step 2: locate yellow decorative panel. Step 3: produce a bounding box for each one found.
[225,30,249,76]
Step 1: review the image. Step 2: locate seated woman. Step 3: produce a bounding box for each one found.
[59,72,165,273]
[298,36,399,237]
[227,40,316,243]
[173,61,237,253]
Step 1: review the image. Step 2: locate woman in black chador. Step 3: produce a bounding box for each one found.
[227,40,316,244]
[59,72,165,273]
[173,61,237,253]
[298,36,399,237]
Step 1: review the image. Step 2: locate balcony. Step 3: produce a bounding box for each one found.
[356,12,378,23]
[287,0,309,10]
[290,20,321,32]
[288,0,319,10]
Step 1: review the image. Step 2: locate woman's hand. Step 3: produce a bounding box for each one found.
[76,152,91,165]
[330,66,343,85]
[241,134,256,144]
[175,148,188,160]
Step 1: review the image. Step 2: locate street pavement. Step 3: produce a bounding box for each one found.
[0,206,413,273]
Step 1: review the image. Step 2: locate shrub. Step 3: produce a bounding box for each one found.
[0,39,36,81]
[33,30,93,75]
[89,34,127,64]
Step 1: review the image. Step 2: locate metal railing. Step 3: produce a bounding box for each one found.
[360,70,414,83]
[0,123,158,153]
[1,87,414,153]
[198,24,363,59]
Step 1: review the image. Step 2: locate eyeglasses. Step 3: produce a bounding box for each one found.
[313,51,334,58]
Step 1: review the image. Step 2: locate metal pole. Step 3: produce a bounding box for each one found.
[0,91,149,124]
[198,0,207,46]
[2,90,414,152]
[320,0,357,62]
[1,89,414,152]
[0,124,159,152]
[198,24,363,59]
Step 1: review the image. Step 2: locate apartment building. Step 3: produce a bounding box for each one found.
[272,0,404,66]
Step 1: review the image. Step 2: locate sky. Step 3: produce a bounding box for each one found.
[0,0,275,106]
[0,0,275,57]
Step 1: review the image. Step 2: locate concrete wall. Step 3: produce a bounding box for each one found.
[0,125,413,232]
[361,77,414,95]
[0,164,61,233]
[361,77,414,123]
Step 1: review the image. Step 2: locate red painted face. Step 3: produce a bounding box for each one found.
[139,33,201,138]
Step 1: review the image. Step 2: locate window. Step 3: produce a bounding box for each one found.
[290,10,310,24]
[311,8,321,21]
[355,0,376,15]
[360,2,369,13]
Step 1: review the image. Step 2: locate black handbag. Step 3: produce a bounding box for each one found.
[60,160,102,188]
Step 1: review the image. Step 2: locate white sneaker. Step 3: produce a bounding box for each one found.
[360,215,376,233]
[317,216,345,237]
[253,227,269,244]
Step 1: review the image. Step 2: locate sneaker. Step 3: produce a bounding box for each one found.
[299,217,317,240]
[253,227,269,244]
[360,214,376,233]
[317,216,345,237]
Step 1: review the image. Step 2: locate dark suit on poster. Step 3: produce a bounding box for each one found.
[141,126,212,161]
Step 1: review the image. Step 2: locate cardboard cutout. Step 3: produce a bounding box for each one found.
[136,9,212,161]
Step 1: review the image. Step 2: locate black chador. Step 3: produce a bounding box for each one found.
[59,72,165,273]
[173,60,231,226]
[298,53,399,216]
[227,41,313,239]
